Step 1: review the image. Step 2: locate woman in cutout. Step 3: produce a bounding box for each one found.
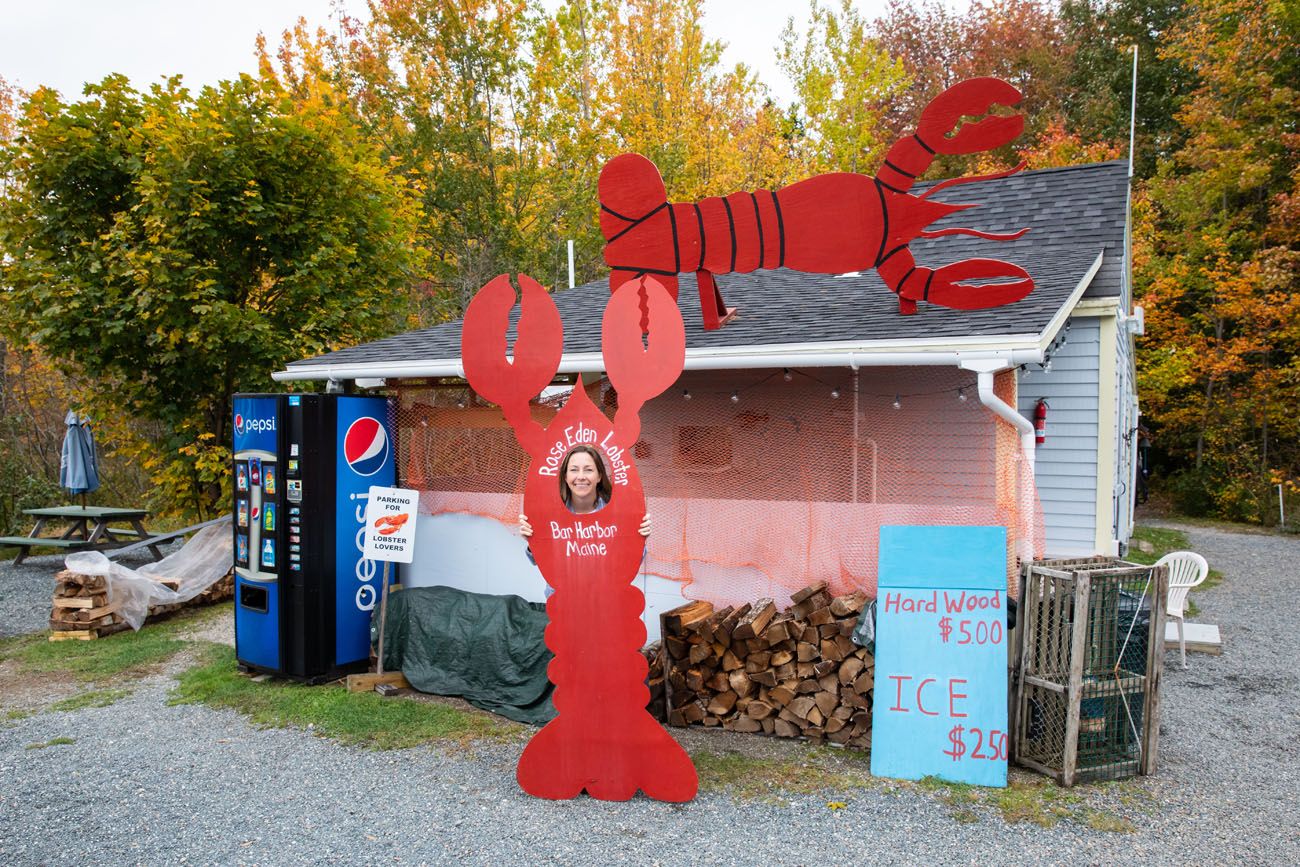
[520,446,650,581]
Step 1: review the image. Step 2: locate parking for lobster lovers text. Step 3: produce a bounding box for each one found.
[362,486,419,564]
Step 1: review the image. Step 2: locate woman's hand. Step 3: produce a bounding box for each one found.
[519,513,533,538]
[639,514,652,537]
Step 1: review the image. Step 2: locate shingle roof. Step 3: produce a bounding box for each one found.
[285,160,1129,375]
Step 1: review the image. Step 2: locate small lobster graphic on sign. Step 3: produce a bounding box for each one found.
[461,273,698,801]
[599,77,1034,327]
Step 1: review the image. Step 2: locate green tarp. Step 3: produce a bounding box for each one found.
[376,586,556,725]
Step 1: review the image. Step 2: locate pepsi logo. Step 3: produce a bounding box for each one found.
[251,505,260,521]
[235,413,275,435]
[344,417,389,477]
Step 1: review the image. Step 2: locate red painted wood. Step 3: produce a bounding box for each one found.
[598,77,1035,319]
[461,274,697,802]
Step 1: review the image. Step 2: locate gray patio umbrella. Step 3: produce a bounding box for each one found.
[59,410,100,507]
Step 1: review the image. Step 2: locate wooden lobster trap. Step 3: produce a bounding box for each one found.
[1012,557,1168,786]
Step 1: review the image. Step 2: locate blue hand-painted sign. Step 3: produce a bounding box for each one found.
[870,525,1008,787]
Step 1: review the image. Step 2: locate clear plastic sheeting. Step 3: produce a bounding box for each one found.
[64,520,233,630]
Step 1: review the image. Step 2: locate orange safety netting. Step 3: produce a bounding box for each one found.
[394,365,1043,603]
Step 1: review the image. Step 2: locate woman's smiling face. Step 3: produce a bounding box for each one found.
[564,450,600,507]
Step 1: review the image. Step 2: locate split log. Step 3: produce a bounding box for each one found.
[731,598,776,641]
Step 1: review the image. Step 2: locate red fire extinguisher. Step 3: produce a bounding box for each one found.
[1034,399,1049,445]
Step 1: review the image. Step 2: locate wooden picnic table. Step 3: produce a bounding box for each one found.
[1,506,162,565]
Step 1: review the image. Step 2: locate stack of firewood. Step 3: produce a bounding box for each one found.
[658,582,873,747]
[642,640,666,721]
[49,569,235,641]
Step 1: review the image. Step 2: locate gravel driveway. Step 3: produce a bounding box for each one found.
[1,523,1296,865]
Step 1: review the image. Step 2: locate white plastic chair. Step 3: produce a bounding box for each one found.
[1155,551,1210,668]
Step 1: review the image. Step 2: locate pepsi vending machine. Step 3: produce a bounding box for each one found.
[232,393,394,682]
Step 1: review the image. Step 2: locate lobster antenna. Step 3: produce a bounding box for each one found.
[919,227,1030,242]
[921,162,1027,200]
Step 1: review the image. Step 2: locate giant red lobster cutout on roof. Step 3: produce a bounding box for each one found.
[599,77,1035,327]
[461,273,697,802]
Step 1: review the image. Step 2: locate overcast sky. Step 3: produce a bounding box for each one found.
[0,1,935,108]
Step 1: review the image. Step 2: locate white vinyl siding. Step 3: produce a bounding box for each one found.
[1019,316,1101,556]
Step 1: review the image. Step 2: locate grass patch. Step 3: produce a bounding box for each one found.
[50,687,133,713]
[990,777,1078,827]
[170,644,522,750]
[1082,808,1136,833]
[692,747,877,804]
[0,603,228,682]
[912,774,1138,832]
[0,630,187,681]
[26,736,75,750]
[1128,525,1189,558]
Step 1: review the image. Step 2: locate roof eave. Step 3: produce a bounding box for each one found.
[272,249,1105,384]
[273,336,1043,383]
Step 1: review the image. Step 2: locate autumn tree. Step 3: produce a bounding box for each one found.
[871,0,1080,175]
[777,0,909,175]
[0,75,424,517]
[525,0,794,281]
[264,0,792,303]
[261,0,538,315]
[1058,0,1195,179]
[1135,0,1300,520]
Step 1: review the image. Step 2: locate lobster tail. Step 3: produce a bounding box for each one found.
[600,154,680,299]
[599,154,667,240]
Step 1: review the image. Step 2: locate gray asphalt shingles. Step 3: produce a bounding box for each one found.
[287,160,1128,371]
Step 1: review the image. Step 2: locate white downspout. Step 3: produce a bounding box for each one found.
[961,357,1037,562]
[961,358,1035,471]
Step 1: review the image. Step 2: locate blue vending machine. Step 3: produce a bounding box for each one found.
[232,393,395,682]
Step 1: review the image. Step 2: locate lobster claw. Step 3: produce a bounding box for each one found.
[603,276,685,438]
[916,77,1024,156]
[461,274,564,408]
[921,259,1035,310]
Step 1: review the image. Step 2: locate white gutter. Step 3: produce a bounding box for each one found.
[273,345,1046,382]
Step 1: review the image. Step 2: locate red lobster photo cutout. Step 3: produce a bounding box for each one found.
[599,77,1035,328]
[461,273,697,802]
